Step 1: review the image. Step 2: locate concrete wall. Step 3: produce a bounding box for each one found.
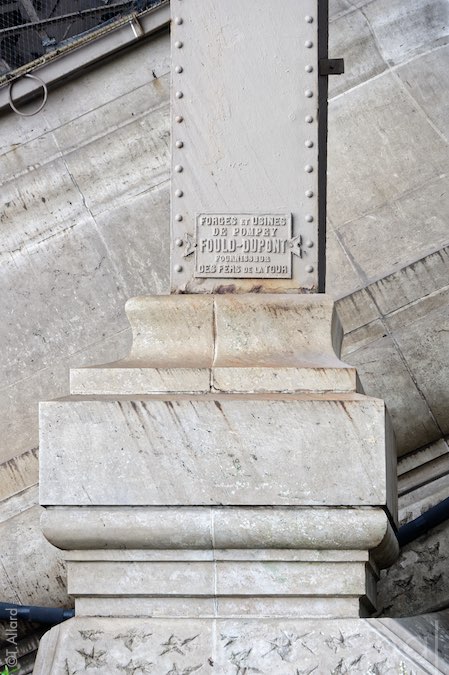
[0,0,448,612]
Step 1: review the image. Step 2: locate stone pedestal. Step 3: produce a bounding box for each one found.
[35,294,399,672]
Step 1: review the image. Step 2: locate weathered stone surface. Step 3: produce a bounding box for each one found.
[39,395,394,510]
[378,520,449,618]
[33,616,443,675]
[41,507,393,555]
[0,487,67,607]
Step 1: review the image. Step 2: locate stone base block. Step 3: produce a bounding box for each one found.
[39,395,396,518]
[33,616,445,674]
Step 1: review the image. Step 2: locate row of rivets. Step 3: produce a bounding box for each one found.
[174,14,185,272]
[305,13,315,272]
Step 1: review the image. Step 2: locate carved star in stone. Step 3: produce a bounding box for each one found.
[220,633,238,648]
[166,664,203,675]
[262,631,299,660]
[229,648,262,674]
[118,659,154,674]
[76,645,107,669]
[160,634,200,656]
[117,629,153,651]
[78,629,104,641]
[295,667,318,675]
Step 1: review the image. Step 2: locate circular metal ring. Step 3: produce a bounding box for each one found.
[8,73,48,117]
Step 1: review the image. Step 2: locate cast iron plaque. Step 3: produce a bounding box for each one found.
[194,213,294,278]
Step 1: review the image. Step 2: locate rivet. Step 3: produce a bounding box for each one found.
[174,264,183,272]
[175,41,183,48]
[306,240,314,248]
[175,214,183,221]
[305,65,313,73]
[175,115,184,123]
[175,189,183,197]
[305,40,313,48]
[175,165,183,172]
[174,17,183,25]
[175,140,184,148]
[305,214,314,222]
[305,115,313,123]
[305,15,313,23]
[305,165,313,173]
[175,65,183,74]
[175,238,184,247]
[305,140,313,148]
[305,90,313,98]
[305,265,314,273]
[305,190,314,198]
[176,91,183,99]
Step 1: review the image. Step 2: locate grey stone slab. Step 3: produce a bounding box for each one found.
[325,225,363,299]
[335,288,380,334]
[51,72,170,156]
[368,246,449,316]
[342,319,387,357]
[335,174,449,283]
[378,520,449,617]
[364,0,449,66]
[39,396,392,508]
[0,326,130,467]
[327,72,448,227]
[393,303,449,435]
[0,156,93,259]
[94,183,170,299]
[329,7,387,99]
[0,130,60,187]
[345,336,440,455]
[33,616,441,675]
[60,106,170,217]
[397,44,449,141]
[41,32,170,129]
[0,221,128,387]
[0,503,68,607]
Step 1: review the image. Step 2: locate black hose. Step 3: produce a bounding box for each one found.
[397,495,449,547]
[0,602,74,624]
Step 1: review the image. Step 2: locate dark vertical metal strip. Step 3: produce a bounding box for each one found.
[317,0,329,293]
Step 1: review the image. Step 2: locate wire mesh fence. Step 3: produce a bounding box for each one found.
[0,0,162,82]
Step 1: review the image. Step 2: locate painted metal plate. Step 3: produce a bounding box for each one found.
[170,0,325,293]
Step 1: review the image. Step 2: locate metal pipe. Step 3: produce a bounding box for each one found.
[397,495,449,547]
[0,602,74,624]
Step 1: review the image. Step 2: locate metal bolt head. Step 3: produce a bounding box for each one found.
[305,214,313,222]
[305,115,313,123]
[174,16,183,24]
[175,238,184,247]
[305,40,313,48]
[175,40,183,48]
[305,190,314,198]
[305,89,313,98]
[305,164,313,173]
[175,65,183,74]
[175,189,183,197]
[175,140,184,148]
[305,15,313,23]
[306,240,314,248]
[175,115,184,123]
[305,140,313,148]
[175,214,183,221]
[305,265,314,273]
[175,164,183,172]
[305,65,313,73]
[174,264,183,272]
[175,91,183,99]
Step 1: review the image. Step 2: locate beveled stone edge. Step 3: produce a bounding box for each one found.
[84,294,352,370]
[41,506,398,568]
[69,365,359,395]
